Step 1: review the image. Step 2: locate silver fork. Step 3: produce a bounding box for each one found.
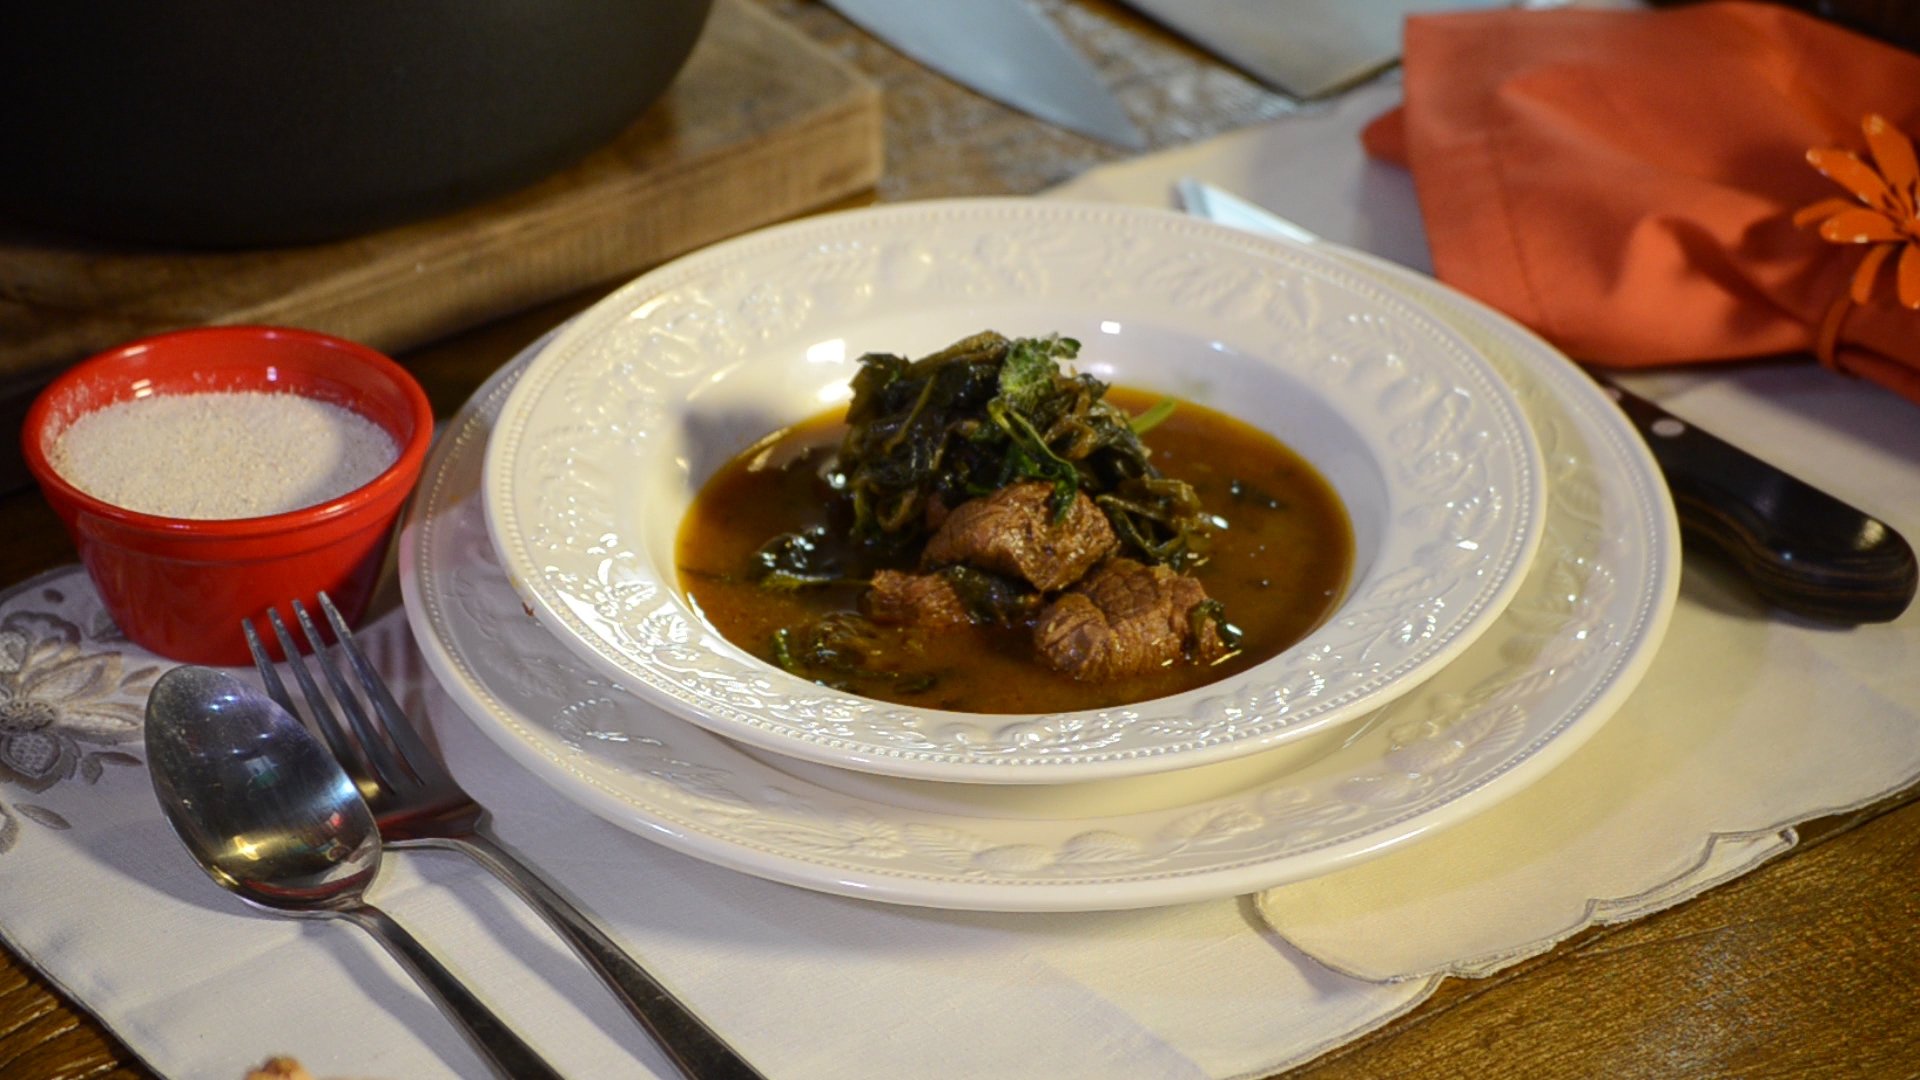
[245,594,766,1080]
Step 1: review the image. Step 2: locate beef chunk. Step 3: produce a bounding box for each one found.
[1033,558,1230,680]
[864,569,972,628]
[923,491,953,532]
[864,566,1039,628]
[922,481,1116,592]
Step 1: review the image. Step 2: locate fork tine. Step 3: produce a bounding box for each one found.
[292,599,421,788]
[265,607,368,778]
[317,592,452,789]
[242,618,297,716]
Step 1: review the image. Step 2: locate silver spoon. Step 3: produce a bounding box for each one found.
[144,665,564,1080]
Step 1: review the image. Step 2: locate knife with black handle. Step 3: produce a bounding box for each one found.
[1599,379,1916,624]
[1176,177,1917,625]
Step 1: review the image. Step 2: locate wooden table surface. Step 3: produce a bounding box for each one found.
[3,2,1917,1077]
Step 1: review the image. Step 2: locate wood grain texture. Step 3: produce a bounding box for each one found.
[2,3,1917,1079]
[1295,797,1920,1079]
[0,0,882,387]
[0,960,120,1080]
[752,0,1300,202]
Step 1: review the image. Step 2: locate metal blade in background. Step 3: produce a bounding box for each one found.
[1117,0,1505,101]
[1177,177,1322,246]
[822,0,1144,149]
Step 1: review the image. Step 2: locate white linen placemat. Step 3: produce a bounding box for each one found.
[1050,78,1920,981]
[1254,270,1920,978]
[0,570,1432,1079]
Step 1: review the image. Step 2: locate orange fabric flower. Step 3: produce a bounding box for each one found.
[1794,115,1920,368]
[1797,115,1920,308]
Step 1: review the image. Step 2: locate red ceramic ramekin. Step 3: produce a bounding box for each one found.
[21,326,434,665]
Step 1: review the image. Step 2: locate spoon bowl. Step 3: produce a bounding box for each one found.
[146,665,378,913]
[143,665,562,1079]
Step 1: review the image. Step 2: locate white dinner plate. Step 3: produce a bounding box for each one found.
[480,199,1546,784]
[399,234,1679,911]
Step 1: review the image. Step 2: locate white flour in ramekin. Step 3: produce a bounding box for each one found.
[48,391,400,519]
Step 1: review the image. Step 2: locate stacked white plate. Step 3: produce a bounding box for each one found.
[398,200,1680,911]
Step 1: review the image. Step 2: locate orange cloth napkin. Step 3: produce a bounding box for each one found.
[1364,1,1920,404]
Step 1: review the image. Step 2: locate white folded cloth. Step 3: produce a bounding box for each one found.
[1051,79,1920,983]
[0,568,1431,1079]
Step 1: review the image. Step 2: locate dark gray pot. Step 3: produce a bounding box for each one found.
[0,1,714,247]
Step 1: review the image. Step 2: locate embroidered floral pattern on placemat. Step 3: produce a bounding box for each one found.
[0,572,156,854]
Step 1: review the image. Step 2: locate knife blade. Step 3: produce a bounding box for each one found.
[1114,0,1505,101]
[1176,178,1917,624]
[820,0,1144,149]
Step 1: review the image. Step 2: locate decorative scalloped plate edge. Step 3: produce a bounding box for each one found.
[399,230,1678,911]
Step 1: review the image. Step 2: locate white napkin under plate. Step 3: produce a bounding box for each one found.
[0,78,1914,1080]
[0,569,1427,1079]
[1048,79,1920,980]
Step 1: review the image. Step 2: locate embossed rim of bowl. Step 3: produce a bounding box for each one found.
[481,199,1549,785]
[411,243,1680,911]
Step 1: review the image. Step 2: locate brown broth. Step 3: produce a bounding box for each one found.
[675,388,1353,714]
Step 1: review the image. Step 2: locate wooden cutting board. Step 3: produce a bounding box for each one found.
[0,0,881,395]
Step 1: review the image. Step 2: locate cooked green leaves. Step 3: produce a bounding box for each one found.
[770,615,937,695]
[748,526,839,589]
[833,330,1213,571]
[758,330,1233,692]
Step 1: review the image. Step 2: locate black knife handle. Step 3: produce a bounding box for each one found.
[1601,379,1916,624]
